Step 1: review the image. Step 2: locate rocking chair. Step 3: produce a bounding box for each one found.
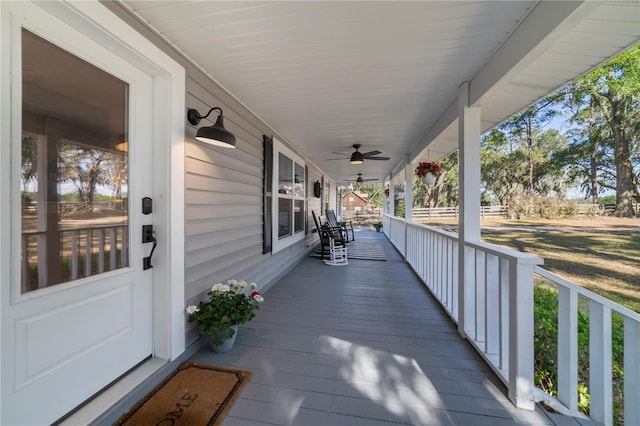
[311,210,347,260]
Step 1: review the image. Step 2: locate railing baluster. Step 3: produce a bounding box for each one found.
[71,230,78,280]
[589,301,612,426]
[451,239,458,321]
[499,258,509,372]
[557,285,578,415]
[108,227,116,271]
[485,253,499,356]
[624,316,640,425]
[85,229,92,277]
[475,250,486,344]
[22,234,28,291]
[97,228,105,273]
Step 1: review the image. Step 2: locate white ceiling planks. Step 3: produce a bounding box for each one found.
[121,0,640,180]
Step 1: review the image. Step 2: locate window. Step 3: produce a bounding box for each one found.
[272,139,305,252]
[21,29,129,292]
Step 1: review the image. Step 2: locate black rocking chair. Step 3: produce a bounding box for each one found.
[326,209,355,242]
[312,210,347,260]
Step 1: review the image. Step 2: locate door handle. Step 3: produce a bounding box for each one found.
[142,225,157,270]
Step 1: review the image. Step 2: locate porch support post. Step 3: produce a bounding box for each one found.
[508,261,536,410]
[404,154,413,224]
[388,174,395,216]
[457,81,481,338]
[404,155,413,259]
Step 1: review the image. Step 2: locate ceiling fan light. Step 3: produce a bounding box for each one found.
[350,152,364,164]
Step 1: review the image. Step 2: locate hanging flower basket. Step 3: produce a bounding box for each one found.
[415,161,441,186]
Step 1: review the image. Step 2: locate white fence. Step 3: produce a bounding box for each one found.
[413,205,508,220]
[383,213,638,425]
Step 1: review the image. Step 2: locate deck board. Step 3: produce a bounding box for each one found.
[191,228,576,425]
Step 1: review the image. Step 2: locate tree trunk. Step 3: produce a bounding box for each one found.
[609,97,635,217]
[590,153,598,204]
[526,114,534,197]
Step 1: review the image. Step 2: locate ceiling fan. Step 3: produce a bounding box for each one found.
[326,144,390,164]
[343,173,378,185]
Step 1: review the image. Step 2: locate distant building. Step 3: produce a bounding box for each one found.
[342,191,371,213]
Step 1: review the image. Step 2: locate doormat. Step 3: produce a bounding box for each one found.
[114,361,251,426]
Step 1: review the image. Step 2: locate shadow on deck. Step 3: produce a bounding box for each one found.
[191,227,586,425]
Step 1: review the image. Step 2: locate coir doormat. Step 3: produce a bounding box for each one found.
[114,361,252,426]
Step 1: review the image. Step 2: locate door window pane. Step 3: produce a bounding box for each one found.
[21,29,129,293]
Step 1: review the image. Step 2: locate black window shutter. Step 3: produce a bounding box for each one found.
[263,135,273,254]
[305,165,309,235]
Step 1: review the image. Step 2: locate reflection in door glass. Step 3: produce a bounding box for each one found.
[21,29,129,293]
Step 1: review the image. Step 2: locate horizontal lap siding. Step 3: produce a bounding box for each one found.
[185,77,324,347]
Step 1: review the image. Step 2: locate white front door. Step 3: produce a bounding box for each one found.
[1,4,157,424]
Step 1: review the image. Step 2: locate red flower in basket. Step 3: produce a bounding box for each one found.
[414,161,441,177]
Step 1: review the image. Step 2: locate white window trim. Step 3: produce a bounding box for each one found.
[272,138,305,253]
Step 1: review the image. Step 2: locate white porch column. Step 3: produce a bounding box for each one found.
[457,81,481,338]
[404,154,413,224]
[388,174,395,216]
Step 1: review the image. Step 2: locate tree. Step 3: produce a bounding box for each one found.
[567,45,640,216]
[58,144,125,209]
[499,98,559,197]
[481,129,527,207]
[21,135,38,188]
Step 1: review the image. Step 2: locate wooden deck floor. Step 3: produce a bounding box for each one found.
[192,228,591,426]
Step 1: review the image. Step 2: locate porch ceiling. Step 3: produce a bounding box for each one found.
[120,1,640,184]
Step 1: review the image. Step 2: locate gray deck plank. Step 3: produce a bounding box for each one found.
[191,228,563,425]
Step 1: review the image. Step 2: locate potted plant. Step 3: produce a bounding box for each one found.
[415,161,442,185]
[186,279,264,352]
[373,222,383,232]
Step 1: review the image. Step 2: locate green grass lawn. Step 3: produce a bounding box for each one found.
[477,220,640,313]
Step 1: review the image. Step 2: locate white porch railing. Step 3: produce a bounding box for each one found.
[534,267,640,426]
[383,214,638,425]
[22,224,128,289]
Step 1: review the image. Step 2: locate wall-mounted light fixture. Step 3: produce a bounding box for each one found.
[187,106,236,148]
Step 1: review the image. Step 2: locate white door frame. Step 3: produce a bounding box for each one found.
[0,0,186,422]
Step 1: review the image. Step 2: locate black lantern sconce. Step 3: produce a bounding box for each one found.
[187,106,236,148]
[313,180,322,198]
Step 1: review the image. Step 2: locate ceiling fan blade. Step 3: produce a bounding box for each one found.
[367,156,390,160]
[324,157,349,161]
[361,150,382,158]
[331,152,350,156]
